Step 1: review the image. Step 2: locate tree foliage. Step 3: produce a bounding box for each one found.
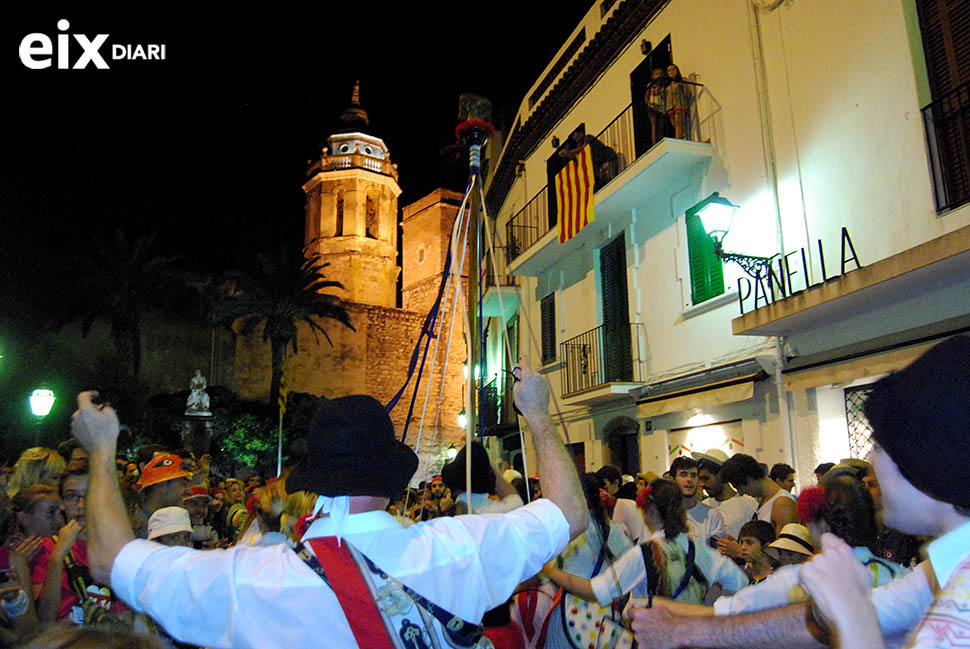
[54,230,189,378]
[213,245,354,409]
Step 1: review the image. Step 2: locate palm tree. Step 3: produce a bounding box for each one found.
[215,245,354,408]
[57,231,185,379]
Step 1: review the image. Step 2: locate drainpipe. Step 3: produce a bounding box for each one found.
[748,0,799,472]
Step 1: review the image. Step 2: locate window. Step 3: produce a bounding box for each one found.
[917,0,970,211]
[365,192,378,239]
[685,209,725,304]
[540,293,556,364]
[845,386,876,460]
[335,189,344,235]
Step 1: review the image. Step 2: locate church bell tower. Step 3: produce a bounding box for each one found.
[303,83,401,308]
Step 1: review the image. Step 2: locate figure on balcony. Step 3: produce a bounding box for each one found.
[558,123,619,190]
[644,68,668,147]
[666,64,693,140]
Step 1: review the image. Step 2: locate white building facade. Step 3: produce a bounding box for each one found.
[482,0,970,489]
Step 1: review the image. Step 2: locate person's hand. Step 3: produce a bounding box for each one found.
[800,533,874,629]
[629,604,682,649]
[52,520,82,562]
[511,357,549,419]
[198,454,212,473]
[716,534,743,559]
[71,391,120,454]
[12,536,43,563]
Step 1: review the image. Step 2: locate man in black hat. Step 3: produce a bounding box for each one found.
[71,357,587,649]
[628,337,970,649]
[441,441,523,514]
[800,335,970,648]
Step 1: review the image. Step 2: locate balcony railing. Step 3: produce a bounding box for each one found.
[479,373,518,430]
[560,322,645,396]
[505,82,712,266]
[484,245,518,288]
[505,188,548,263]
[923,81,970,212]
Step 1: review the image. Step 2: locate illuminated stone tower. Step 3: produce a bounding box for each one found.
[303,83,401,307]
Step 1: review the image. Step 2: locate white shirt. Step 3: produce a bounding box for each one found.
[111,499,569,649]
[702,495,758,539]
[457,491,524,514]
[756,489,795,525]
[590,532,748,606]
[686,500,726,542]
[612,498,648,543]
[924,518,970,592]
[715,546,907,616]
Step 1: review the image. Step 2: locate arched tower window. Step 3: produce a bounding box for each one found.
[335,189,345,236]
[365,191,379,239]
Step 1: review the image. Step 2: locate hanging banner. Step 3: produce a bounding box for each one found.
[556,145,595,244]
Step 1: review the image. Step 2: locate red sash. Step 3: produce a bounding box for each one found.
[307,537,395,649]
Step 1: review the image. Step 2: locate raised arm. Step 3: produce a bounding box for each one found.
[513,357,588,539]
[70,391,135,584]
[543,560,597,601]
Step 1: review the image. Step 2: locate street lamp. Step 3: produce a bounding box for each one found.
[29,389,55,417]
[457,410,467,430]
[692,192,771,278]
[29,388,56,447]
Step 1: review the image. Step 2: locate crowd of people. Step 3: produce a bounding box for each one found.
[0,338,966,648]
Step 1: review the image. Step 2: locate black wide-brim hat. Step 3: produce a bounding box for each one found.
[440,441,495,494]
[287,395,418,499]
[863,335,970,510]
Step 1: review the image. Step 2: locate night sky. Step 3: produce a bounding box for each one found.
[1,6,592,278]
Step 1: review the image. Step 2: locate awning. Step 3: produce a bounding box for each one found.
[782,315,970,391]
[633,358,768,418]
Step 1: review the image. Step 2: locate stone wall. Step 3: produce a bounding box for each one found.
[233,298,467,482]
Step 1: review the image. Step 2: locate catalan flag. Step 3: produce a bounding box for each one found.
[556,144,596,244]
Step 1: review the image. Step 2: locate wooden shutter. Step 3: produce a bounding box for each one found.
[541,294,556,364]
[917,0,970,98]
[686,211,725,304]
[600,234,633,381]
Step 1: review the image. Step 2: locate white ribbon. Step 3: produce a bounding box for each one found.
[310,495,351,545]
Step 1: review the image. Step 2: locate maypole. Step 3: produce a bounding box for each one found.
[456,94,494,507]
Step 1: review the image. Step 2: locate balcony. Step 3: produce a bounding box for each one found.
[483,245,520,320]
[560,322,647,406]
[479,374,518,434]
[923,80,970,213]
[505,104,714,277]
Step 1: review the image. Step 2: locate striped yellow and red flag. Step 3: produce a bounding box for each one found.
[555,144,596,244]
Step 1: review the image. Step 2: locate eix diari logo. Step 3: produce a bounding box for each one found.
[19,19,166,70]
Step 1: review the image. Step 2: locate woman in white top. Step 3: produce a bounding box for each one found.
[543,479,748,607]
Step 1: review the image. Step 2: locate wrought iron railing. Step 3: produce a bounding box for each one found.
[505,187,548,264]
[923,81,970,212]
[479,372,518,429]
[505,80,714,265]
[560,322,645,396]
[480,377,499,430]
[483,245,518,288]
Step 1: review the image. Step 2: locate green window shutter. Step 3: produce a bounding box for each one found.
[686,211,725,304]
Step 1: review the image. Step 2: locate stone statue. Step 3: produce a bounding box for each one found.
[185,370,211,416]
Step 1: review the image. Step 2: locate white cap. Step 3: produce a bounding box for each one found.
[148,507,193,540]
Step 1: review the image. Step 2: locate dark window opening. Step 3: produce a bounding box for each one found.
[630,35,673,158]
